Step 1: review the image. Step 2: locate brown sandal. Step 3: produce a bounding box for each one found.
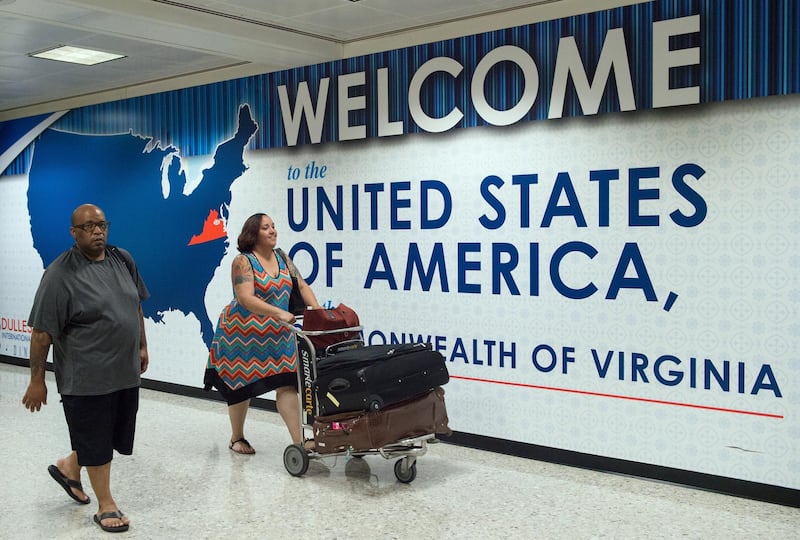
[229,438,255,454]
[94,511,129,533]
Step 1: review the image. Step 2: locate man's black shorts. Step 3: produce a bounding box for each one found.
[61,386,139,467]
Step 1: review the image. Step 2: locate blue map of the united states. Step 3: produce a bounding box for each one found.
[27,105,258,348]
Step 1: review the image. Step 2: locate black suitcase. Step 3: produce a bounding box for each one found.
[313,342,449,416]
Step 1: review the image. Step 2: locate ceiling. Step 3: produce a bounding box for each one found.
[0,0,617,121]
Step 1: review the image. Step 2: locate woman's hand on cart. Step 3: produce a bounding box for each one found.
[277,309,296,325]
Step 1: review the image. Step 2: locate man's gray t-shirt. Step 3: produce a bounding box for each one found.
[28,245,149,396]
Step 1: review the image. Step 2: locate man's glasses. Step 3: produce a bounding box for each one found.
[74,221,110,232]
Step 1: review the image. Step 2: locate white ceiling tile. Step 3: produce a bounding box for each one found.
[289,4,415,35]
[205,0,346,20]
[0,0,606,118]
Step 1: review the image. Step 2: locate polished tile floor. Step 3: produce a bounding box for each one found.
[2,363,797,539]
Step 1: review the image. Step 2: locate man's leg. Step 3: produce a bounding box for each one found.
[54,451,90,503]
[86,462,129,529]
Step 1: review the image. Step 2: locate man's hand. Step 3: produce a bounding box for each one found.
[25,329,51,412]
[140,347,149,374]
[22,380,47,412]
[138,305,148,374]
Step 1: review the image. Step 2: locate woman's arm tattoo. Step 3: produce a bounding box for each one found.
[232,256,254,285]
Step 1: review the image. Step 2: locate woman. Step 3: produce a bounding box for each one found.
[204,213,321,454]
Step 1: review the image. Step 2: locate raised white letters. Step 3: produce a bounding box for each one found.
[652,15,701,108]
[338,71,366,141]
[278,78,330,145]
[277,15,702,145]
[549,28,636,119]
[408,57,464,133]
[472,45,539,126]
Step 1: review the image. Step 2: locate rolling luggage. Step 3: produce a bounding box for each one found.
[313,387,451,455]
[313,342,449,416]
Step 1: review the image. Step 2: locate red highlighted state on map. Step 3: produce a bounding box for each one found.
[188,209,227,245]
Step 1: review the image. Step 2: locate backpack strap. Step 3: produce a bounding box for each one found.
[275,248,298,278]
[275,248,306,315]
[108,244,135,281]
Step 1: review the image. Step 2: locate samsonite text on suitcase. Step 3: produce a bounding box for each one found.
[312,387,450,455]
[313,343,449,416]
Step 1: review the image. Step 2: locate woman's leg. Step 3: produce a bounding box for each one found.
[227,399,255,453]
[275,386,303,444]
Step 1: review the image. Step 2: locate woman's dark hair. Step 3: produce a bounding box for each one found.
[237,213,266,253]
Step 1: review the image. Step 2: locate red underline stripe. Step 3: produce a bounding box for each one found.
[450,375,784,419]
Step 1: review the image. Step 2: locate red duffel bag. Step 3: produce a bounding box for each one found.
[301,303,362,356]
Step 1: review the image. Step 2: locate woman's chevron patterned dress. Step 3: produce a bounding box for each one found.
[204,252,298,404]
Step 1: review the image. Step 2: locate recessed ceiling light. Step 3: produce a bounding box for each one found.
[29,45,126,66]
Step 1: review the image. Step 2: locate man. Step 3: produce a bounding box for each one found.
[22,203,149,533]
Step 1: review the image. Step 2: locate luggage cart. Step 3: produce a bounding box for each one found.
[281,321,438,483]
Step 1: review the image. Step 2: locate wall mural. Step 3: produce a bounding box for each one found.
[1,0,797,492]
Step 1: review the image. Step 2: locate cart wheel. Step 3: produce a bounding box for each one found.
[283,444,310,477]
[394,458,417,483]
[345,455,369,476]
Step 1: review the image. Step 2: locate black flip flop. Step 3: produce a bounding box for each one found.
[94,511,129,533]
[47,464,90,505]
[229,437,255,454]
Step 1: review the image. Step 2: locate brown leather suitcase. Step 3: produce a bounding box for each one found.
[313,387,451,455]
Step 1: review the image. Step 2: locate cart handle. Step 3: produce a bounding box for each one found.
[281,320,363,337]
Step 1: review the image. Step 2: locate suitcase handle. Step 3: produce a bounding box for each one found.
[329,378,351,392]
